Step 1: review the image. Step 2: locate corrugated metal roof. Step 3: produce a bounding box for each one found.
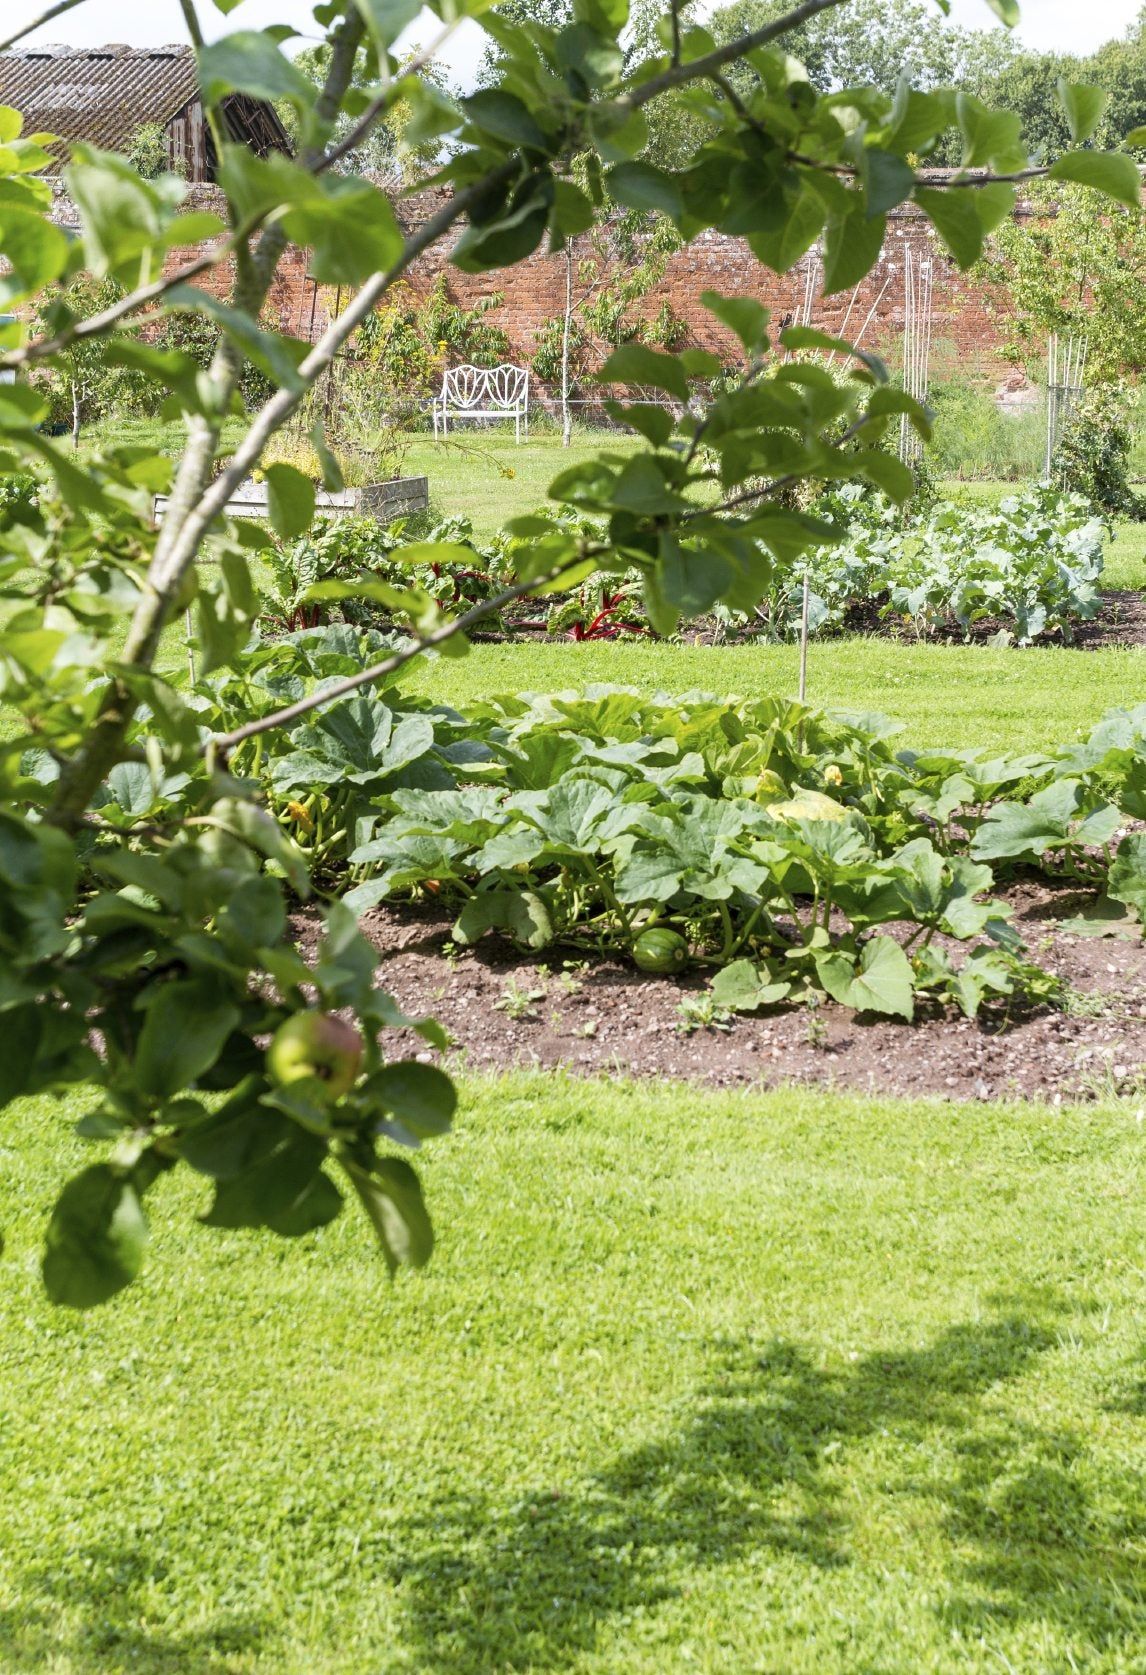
[0,44,201,154]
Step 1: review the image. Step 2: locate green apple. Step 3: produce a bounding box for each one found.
[267,1012,363,1103]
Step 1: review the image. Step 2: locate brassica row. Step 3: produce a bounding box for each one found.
[266,485,1110,649]
[756,484,1108,645]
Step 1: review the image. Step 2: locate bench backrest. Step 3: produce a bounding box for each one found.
[440,363,528,411]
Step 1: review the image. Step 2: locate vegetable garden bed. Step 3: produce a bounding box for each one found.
[266,486,1145,650]
[465,585,1146,651]
[313,877,1145,1104]
[205,664,1146,1102]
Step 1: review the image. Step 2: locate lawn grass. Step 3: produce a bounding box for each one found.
[85,423,1146,587]
[2,1075,1143,1673]
[405,636,1146,754]
[84,419,643,543]
[401,429,641,538]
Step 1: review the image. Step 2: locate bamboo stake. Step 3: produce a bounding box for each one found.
[797,574,810,750]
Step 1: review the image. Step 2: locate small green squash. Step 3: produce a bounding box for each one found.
[632,928,689,974]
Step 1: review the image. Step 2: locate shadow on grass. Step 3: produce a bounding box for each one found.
[390,1298,1145,1671]
[0,1547,269,1674]
[4,1299,1142,1671]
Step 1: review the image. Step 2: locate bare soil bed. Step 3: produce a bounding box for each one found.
[1068,589,1146,649]
[298,883,1146,1103]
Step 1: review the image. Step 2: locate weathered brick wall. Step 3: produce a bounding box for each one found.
[48,181,1027,392]
[398,199,1023,388]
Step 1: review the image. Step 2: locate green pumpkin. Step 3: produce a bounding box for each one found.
[632,928,689,974]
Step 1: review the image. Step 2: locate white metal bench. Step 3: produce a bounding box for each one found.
[433,363,529,443]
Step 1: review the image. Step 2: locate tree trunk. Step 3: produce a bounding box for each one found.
[70,381,81,451]
[561,242,573,449]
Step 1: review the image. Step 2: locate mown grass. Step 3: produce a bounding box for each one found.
[84,419,643,543]
[406,637,1146,754]
[2,1075,1144,1674]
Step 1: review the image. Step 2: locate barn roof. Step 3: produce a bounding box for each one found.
[0,44,203,151]
[0,44,290,166]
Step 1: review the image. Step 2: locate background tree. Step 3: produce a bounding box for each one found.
[984,182,1146,383]
[32,275,145,446]
[126,121,178,180]
[287,42,457,181]
[644,0,1017,163]
[967,5,1146,159]
[534,205,686,442]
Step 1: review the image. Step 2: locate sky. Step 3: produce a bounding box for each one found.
[2,0,1140,87]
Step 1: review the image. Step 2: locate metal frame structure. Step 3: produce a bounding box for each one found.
[1044,332,1089,481]
[898,247,934,465]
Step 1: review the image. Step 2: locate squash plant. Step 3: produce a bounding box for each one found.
[0,0,1139,1305]
[336,688,1144,1010]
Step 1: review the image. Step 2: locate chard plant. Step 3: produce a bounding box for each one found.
[0,0,1140,1305]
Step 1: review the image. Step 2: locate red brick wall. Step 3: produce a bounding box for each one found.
[398,202,1023,387]
[48,182,1026,391]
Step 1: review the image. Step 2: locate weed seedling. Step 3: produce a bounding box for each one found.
[495,977,547,1021]
[676,994,733,1034]
[804,994,829,1050]
[1062,984,1111,1019]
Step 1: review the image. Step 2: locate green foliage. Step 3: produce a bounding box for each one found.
[573,210,687,368]
[353,277,510,401]
[264,516,386,630]
[310,686,1145,1019]
[985,183,1146,383]
[748,485,1108,646]
[927,377,1046,481]
[125,121,177,181]
[32,275,150,440]
[265,513,513,634]
[530,306,589,385]
[287,41,456,180]
[0,468,37,528]
[577,483,1109,647]
[154,305,277,413]
[972,6,1146,160]
[545,566,647,638]
[645,0,1019,168]
[1052,383,1146,521]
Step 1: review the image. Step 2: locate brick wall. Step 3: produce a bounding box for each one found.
[397,198,1025,391]
[49,181,1029,395]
